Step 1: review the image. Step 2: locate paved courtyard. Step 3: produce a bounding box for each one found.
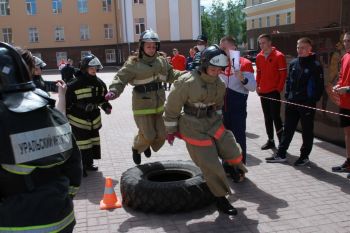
[45,71,350,233]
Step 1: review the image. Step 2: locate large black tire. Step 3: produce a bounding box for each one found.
[120,160,215,213]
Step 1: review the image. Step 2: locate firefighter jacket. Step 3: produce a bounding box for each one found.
[0,96,82,232]
[109,53,184,116]
[66,71,111,131]
[163,70,240,156]
[285,53,324,104]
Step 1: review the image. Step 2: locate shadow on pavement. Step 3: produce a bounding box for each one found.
[246,153,262,167]
[289,155,350,195]
[246,132,260,139]
[230,178,289,220]
[74,171,119,205]
[117,206,217,232]
[314,141,345,156]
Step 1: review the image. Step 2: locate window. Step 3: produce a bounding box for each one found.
[249,37,255,50]
[2,28,12,43]
[55,26,65,41]
[266,16,270,27]
[102,0,111,12]
[26,0,37,15]
[287,12,291,24]
[56,52,67,66]
[276,14,280,26]
[78,0,88,13]
[251,19,255,29]
[80,24,90,40]
[81,51,91,60]
[0,0,10,16]
[133,0,144,4]
[28,27,39,43]
[105,49,116,63]
[134,18,145,35]
[258,18,262,28]
[104,24,113,39]
[52,0,62,14]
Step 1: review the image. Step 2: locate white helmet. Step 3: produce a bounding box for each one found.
[200,45,228,71]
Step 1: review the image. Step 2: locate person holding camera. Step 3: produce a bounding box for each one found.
[66,54,112,177]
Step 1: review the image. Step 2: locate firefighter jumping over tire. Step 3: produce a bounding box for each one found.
[164,45,247,215]
[65,54,112,177]
[0,42,82,232]
[105,29,185,165]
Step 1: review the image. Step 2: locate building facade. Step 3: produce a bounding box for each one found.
[243,0,295,50]
[0,0,200,68]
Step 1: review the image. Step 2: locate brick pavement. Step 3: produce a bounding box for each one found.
[45,72,350,233]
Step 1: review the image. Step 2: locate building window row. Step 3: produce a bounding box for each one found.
[250,12,292,29]
[1,25,114,43]
[55,49,116,66]
[0,0,113,16]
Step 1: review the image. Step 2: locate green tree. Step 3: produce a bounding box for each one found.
[201,0,247,44]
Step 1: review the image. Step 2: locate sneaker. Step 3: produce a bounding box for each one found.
[216,197,238,216]
[132,148,141,165]
[144,147,152,158]
[261,140,276,150]
[294,156,310,166]
[86,164,98,171]
[332,159,350,173]
[266,155,286,163]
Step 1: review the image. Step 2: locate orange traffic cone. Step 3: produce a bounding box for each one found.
[100,177,122,210]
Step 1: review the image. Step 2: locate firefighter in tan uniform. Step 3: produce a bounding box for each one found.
[105,29,184,164]
[164,45,247,215]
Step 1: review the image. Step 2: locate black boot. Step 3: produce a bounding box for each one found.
[261,139,275,150]
[144,147,152,158]
[132,148,141,165]
[216,197,237,215]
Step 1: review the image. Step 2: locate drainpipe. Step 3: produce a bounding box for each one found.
[124,0,131,56]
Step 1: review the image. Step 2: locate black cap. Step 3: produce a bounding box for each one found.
[196,35,208,42]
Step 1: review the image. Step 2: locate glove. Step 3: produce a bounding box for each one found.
[104,107,112,115]
[166,132,181,146]
[105,91,117,100]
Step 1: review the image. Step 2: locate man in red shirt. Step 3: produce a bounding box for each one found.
[256,34,287,150]
[332,31,350,179]
[171,48,186,71]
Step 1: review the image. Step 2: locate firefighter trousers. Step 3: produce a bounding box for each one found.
[133,113,166,153]
[185,129,241,197]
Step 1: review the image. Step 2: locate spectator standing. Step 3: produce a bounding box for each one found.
[266,37,324,165]
[169,48,186,90]
[190,35,208,70]
[256,34,287,150]
[332,31,350,178]
[219,36,256,164]
[186,46,198,71]
[61,58,77,84]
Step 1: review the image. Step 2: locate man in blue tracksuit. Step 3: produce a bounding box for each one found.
[266,37,324,165]
[219,36,256,165]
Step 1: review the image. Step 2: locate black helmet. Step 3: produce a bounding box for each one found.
[200,45,228,71]
[80,54,103,71]
[0,42,35,94]
[138,29,160,57]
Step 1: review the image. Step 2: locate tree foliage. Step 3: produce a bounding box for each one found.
[201,0,246,45]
